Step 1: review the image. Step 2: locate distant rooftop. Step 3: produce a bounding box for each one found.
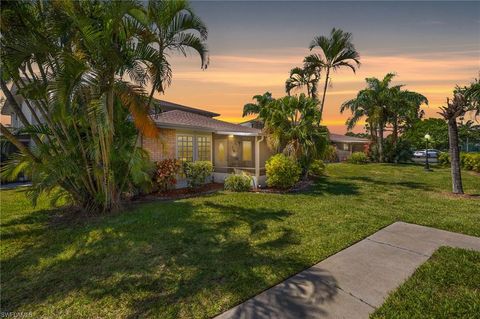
[329,133,369,143]
[152,99,219,118]
[151,110,261,136]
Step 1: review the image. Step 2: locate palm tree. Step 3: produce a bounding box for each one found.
[285,66,319,99]
[0,0,208,213]
[305,28,360,117]
[145,0,208,107]
[439,94,468,194]
[388,88,428,145]
[341,73,397,162]
[243,92,274,117]
[244,93,327,177]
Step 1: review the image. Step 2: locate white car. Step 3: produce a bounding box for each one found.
[413,149,440,158]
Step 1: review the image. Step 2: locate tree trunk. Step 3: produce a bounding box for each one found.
[378,124,384,163]
[319,67,330,118]
[448,119,463,194]
[392,117,398,146]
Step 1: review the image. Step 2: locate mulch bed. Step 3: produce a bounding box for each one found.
[252,179,315,194]
[136,183,224,202]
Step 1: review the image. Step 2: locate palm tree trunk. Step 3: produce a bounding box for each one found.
[392,116,398,146]
[448,119,463,194]
[319,67,330,117]
[378,124,384,163]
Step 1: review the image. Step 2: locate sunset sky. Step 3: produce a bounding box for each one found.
[161,0,480,133]
[1,1,478,133]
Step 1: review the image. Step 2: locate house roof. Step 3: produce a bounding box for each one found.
[151,110,262,136]
[152,99,219,118]
[329,133,369,144]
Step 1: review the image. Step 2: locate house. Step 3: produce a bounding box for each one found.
[1,96,274,187]
[329,133,369,161]
[240,119,370,162]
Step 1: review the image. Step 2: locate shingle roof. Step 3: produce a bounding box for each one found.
[329,133,369,143]
[152,99,219,118]
[151,110,262,135]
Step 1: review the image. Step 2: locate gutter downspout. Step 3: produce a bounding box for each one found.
[255,135,265,188]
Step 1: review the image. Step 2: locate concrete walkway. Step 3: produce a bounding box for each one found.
[214,222,480,319]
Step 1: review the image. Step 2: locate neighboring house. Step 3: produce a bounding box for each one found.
[1,96,274,187]
[329,134,369,161]
[240,119,370,162]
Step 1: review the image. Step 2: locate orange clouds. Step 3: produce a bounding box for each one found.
[161,48,479,133]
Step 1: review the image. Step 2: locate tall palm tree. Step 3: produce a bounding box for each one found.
[305,28,360,117]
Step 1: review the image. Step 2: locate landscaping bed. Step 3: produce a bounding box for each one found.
[137,183,224,201]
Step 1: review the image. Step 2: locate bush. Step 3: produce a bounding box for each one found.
[321,144,338,162]
[309,159,325,176]
[224,173,253,192]
[437,152,480,172]
[438,152,450,166]
[347,152,369,164]
[461,153,480,172]
[265,154,301,189]
[155,159,181,191]
[182,161,213,188]
[383,137,413,163]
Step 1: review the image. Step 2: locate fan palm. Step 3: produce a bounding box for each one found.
[305,28,360,117]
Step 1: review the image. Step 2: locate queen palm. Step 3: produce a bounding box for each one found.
[305,28,360,118]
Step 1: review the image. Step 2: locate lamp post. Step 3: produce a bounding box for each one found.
[424,133,431,171]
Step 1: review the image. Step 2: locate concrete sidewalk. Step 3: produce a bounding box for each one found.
[214,222,480,319]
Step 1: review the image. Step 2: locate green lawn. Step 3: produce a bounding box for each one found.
[1,163,479,318]
[371,247,480,319]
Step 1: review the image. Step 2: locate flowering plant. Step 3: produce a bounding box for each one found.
[155,159,181,191]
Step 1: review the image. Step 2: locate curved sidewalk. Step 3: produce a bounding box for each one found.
[214,222,480,319]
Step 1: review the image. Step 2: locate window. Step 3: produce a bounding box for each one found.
[177,135,211,162]
[197,136,211,161]
[177,135,193,162]
[242,141,252,161]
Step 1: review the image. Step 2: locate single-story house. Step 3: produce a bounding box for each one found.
[329,133,370,161]
[143,100,274,187]
[1,96,274,187]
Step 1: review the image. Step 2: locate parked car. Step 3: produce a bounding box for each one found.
[413,149,440,158]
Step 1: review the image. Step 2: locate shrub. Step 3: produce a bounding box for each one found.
[321,145,338,162]
[438,152,450,166]
[383,137,413,163]
[437,152,480,172]
[155,159,181,191]
[183,161,213,188]
[347,152,369,164]
[309,159,326,176]
[265,154,301,189]
[224,173,253,192]
[461,153,480,172]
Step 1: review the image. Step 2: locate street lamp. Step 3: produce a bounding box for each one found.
[424,133,432,171]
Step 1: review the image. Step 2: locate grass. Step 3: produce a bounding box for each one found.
[371,247,480,318]
[1,163,479,318]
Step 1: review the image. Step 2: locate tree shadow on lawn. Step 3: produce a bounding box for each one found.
[343,176,432,191]
[305,176,359,196]
[1,196,338,318]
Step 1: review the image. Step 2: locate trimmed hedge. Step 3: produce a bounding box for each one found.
[224,173,253,192]
[183,161,213,188]
[265,154,301,189]
[438,152,480,173]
